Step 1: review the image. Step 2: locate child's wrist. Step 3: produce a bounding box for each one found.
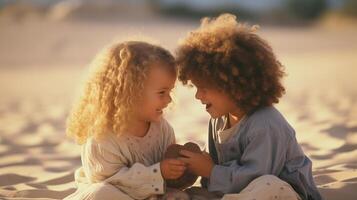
[203,163,214,178]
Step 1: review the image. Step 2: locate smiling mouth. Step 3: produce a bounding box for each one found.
[156,109,163,114]
[205,103,212,110]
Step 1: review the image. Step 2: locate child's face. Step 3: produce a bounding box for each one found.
[137,63,176,122]
[192,80,237,119]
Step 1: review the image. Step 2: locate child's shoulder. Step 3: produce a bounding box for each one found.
[245,106,295,138]
[248,106,285,124]
[83,132,121,155]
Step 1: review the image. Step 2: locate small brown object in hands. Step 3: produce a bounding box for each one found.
[164,142,201,189]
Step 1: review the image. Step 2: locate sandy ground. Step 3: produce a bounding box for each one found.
[0,13,357,200]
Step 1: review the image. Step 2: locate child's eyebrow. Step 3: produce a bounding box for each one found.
[157,87,173,90]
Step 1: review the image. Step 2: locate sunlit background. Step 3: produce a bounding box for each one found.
[0,0,356,199]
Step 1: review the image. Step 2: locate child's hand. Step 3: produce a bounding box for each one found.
[160,159,187,180]
[179,150,214,178]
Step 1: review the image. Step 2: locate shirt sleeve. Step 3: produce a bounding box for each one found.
[207,125,287,193]
[105,163,164,199]
[82,137,165,200]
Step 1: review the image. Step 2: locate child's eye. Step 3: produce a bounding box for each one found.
[198,87,206,92]
[158,91,165,95]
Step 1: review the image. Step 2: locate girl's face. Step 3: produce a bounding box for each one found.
[192,80,238,119]
[136,63,176,122]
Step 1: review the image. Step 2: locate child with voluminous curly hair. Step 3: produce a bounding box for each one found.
[64,41,189,200]
[176,14,323,200]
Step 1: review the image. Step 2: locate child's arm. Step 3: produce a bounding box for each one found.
[207,127,293,194]
[181,127,293,194]
[104,160,185,198]
[82,139,165,200]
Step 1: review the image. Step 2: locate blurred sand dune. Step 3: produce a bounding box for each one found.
[0,12,356,200]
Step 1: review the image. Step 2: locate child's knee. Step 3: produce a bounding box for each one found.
[252,174,284,185]
[247,175,291,191]
[237,175,301,200]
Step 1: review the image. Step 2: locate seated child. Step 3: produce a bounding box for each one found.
[176,14,323,200]
[64,41,187,200]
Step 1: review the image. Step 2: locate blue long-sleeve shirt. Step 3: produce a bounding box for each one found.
[201,106,323,200]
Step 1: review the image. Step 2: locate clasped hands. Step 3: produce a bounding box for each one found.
[160,150,214,180]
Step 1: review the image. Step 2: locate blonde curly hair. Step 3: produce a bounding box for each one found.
[67,41,176,144]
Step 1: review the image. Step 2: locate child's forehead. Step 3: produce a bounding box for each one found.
[146,64,176,87]
[190,78,217,89]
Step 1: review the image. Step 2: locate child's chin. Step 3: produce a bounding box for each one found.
[151,115,162,122]
[207,112,221,119]
[207,111,225,119]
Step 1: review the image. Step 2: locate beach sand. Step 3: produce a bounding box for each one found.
[0,10,356,200]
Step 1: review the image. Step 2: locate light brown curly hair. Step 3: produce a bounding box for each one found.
[176,14,285,115]
[67,41,176,144]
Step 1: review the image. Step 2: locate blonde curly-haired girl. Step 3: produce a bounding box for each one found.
[64,41,187,200]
